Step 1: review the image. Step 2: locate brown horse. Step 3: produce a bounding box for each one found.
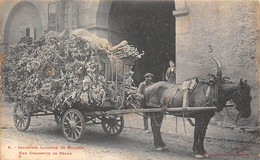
[143,58,252,158]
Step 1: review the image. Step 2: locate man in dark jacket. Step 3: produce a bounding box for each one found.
[165,60,176,84]
[138,73,154,133]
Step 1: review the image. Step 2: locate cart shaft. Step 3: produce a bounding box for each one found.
[85,106,217,116]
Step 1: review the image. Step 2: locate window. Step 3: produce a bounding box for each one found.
[19,24,35,40]
[48,2,58,31]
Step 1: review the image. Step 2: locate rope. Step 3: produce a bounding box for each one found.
[183,112,187,134]
[175,116,178,133]
[153,112,163,127]
[225,107,237,121]
[234,113,241,125]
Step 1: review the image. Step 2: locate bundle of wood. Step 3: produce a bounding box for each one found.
[1,29,142,111]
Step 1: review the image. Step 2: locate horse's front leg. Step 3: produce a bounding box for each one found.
[194,114,212,158]
[150,113,165,150]
[199,116,211,156]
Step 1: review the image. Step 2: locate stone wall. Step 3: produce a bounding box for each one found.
[0,0,47,54]
[175,1,258,126]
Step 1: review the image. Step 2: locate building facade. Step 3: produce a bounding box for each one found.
[0,0,176,83]
[0,0,258,126]
[174,0,258,126]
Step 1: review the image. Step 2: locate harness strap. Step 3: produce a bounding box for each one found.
[206,86,211,99]
[182,89,189,108]
[162,85,178,104]
[206,84,219,106]
[187,118,195,126]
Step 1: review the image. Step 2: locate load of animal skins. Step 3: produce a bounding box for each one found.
[1,28,142,111]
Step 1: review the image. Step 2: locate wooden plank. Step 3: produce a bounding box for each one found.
[85,107,217,116]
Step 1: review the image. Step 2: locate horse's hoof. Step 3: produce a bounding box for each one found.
[145,130,150,133]
[203,153,210,158]
[162,145,167,150]
[155,147,163,151]
[194,154,204,159]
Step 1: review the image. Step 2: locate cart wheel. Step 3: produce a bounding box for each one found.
[62,109,86,142]
[102,116,124,136]
[54,113,62,128]
[13,101,31,131]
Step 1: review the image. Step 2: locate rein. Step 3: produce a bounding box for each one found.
[220,83,246,124]
[225,85,244,123]
[225,100,241,124]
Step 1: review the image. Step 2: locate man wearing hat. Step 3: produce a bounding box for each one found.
[138,73,154,133]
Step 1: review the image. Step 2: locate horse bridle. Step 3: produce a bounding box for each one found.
[228,85,251,123]
[226,100,241,123]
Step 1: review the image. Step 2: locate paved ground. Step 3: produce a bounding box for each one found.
[0,101,259,160]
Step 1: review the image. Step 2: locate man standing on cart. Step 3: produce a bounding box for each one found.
[165,60,176,84]
[138,73,154,133]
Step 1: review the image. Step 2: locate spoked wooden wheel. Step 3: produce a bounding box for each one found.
[102,116,124,136]
[62,109,86,142]
[13,101,31,131]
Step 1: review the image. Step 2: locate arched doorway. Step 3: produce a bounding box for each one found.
[3,1,44,53]
[109,1,175,84]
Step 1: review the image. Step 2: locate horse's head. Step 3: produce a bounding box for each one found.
[211,57,252,118]
[230,79,252,118]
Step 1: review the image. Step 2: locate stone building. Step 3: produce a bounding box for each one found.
[0,0,175,82]
[0,0,258,127]
[173,0,258,127]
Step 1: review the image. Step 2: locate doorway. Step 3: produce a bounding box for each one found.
[109,0,175,84]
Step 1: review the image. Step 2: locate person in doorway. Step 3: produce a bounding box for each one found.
[138,73,154,133]
[165,60,176,84]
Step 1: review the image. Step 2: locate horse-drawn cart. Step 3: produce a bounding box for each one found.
[12,52,217,142]
[9,29,219,142]
[5,29,251,158]
[13,90,217,142]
